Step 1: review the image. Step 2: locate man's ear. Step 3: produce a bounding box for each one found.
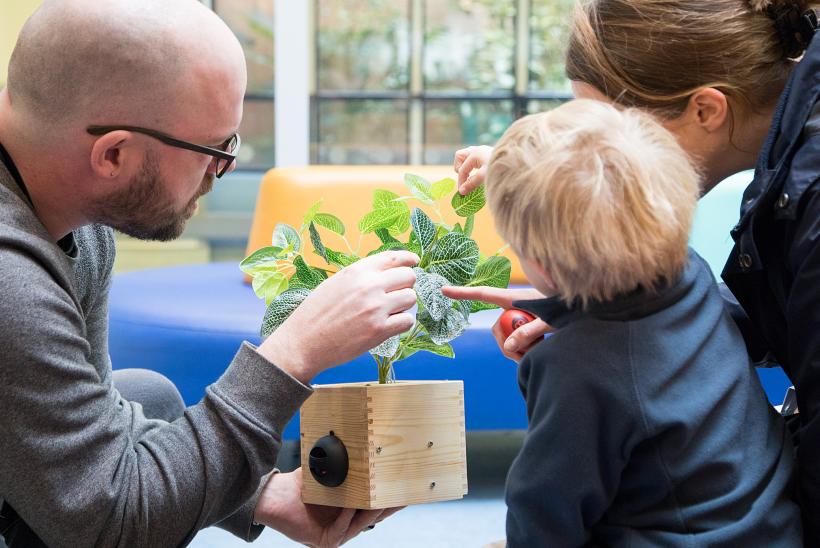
[683,87,730,133]
[88,130,138,179]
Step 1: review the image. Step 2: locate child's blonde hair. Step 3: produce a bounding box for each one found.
[486,99,700,306]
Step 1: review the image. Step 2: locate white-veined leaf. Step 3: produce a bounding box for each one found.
[261,288,311,337]
[309,222,329,262]
[239,246,285,275]
[427,232,480,285]
[401,335,455,360]
[430,177,456,201]
[302,200,323,229]
[451,186,486,217]
[252,271,289,306]
[359,208,405,234]
[418,307,468,345]
[404,173,434,204]
[410,208,436,257]
[370,334,401,358]
[467,255,512,288]
[373,189,402,209]
[272,223,301,252]
[313,213,346,236]
[292,255,325,290]
[413,268,452,321]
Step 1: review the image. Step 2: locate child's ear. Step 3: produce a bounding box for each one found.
[523,258,558,295]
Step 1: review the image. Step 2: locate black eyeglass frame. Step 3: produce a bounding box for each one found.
[86,125,240,178]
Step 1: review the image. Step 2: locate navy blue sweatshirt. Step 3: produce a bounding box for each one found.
[505,251,802,547]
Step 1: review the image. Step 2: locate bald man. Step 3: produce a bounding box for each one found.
[0,1,417,547]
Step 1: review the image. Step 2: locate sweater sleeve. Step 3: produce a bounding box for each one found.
[0,248,312,548]
[504,323,641,547]
[717,283,776,366]
[785,183,820,545]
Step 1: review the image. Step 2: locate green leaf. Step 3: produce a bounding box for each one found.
[325,248,360,268]
[451,186,486,217]
[464,215,475,238]
[272,223,301,252]
[418,307,468,345]
[410,208,436,256]
[292,255,325,290]
[373,189,402,210]
[430,177,456,201]
[399,335,455,361]
[413,268,453,322]
[252,271,289,306]
[470,300,500,313]
[261,288,311,337]
[388,207,411,236]
[467,256,512,288]
[302,200,323,229]
[376,228,400,245]
[313,213,346,236]
[358,208,405,234]
[366,242,407,257]
[427,232,480,285]
[453,223,463,233]
[404,173,435,204]
[455,299,472,321]
[239,246,285,275]
[309,222,328,262]
[370,335,401,358]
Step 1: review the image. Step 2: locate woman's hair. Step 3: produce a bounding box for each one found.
[486,99,699,306]
[566,0,819,117]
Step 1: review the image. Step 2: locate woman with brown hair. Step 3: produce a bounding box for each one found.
[446,0,820,542]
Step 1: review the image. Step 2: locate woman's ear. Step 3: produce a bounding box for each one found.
[684,87,730,133]
[88,130,138,179]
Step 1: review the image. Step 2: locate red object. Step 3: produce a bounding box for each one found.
[499,309,537,340]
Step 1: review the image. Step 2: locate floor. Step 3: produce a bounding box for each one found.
[189,431,523,548]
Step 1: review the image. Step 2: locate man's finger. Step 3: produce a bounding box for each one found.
[326,507,357,547]
[379,266,418,292]
[341,509,385,544]
[506,318,550,352]
[367,250,421,271]
[386,288,418,314]
[442,285,514,308]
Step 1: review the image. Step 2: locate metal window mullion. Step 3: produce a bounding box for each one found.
[410,0,424,165]
[274,0,310,167]
[515,0,530,102]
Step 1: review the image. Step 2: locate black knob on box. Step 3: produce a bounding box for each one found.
[308,432,349,487]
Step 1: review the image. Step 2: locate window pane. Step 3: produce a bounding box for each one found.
[529,0,574,92]
[237,99,275,170]
[317,0,410,91]
[424,100,514,164]
[527,98,567,114]
[425,0,516,92]
[216,0,274,94]
[314,100,408,164]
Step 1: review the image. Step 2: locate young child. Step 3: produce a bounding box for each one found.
[484,100,802,546]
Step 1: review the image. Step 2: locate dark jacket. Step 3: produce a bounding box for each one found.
[506,251,801,547]
[721,32,820,542]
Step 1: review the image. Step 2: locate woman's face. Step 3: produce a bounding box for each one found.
[570,80,763,192]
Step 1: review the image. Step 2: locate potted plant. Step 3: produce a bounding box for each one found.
[241,174,511,509]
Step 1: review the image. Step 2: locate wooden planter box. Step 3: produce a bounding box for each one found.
[300,380,468,509]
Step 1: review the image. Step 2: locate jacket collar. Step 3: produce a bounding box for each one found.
[512,249,703,328]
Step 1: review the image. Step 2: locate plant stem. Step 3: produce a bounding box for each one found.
[342,235,356,256]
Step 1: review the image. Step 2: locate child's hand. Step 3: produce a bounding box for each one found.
[453,145,493,195]
[442,286,553,361]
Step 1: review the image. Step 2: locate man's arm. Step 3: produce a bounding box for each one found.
[0,249,417,548]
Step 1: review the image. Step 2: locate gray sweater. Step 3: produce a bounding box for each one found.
[507,251,802,546]
[0,147,312,547]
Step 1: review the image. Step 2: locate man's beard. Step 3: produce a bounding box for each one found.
[96,150,214,242]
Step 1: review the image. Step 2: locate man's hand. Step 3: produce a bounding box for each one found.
[254,468,402,548]
[259,250,419,384]
[442,286,553,361]
[453,145,493,195]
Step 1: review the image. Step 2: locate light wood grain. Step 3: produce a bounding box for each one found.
[300,381,468,509]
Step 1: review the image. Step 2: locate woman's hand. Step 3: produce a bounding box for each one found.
[441,286,553,361]
[453,145,493,195]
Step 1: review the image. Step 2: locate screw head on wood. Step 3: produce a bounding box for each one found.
[376,447,382,454]
[427,441,434,448]
[430,482,436,489]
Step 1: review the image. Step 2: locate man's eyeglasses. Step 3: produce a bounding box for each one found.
[86,125,241,178]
